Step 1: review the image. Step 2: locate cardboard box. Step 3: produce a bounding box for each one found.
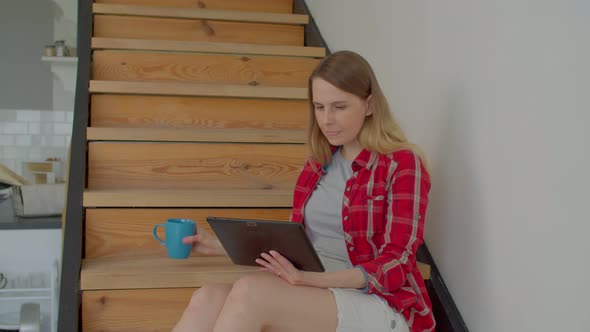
[11,184,66,217]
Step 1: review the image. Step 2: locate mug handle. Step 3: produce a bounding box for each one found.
[153,223,166,245]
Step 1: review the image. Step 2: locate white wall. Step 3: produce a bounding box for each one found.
[53,0,78,49]
[0,0,53,109]
[51,0,78,111]
[0,0,77,176]
[0,229,62,271]
[306,0,590,331]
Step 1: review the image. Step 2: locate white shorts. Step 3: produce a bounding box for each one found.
[329,288,410,332]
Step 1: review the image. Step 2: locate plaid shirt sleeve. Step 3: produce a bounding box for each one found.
[357,151,430,294]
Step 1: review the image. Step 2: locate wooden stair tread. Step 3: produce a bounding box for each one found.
[81,255,431,291]
[89,80,308,99]
[90,94,309,132]
[92,50,319,87]
[81,255,261,290]
[82,288,196,331]
[93,3,308,25]
[94,15,304,46]
[87,143,304,190]
[87,127,306,143]
[83,189,293,207]
[91,37,325,57]
[93,0,294,14]
[85,208,291,258]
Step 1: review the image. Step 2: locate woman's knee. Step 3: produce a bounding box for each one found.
[186,283,232,313]
[225,274,276,308]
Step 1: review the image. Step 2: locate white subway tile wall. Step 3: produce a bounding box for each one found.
[28,122,41,135]
[0,109,73,180]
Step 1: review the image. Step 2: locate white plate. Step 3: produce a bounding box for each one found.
[0,311,19,329]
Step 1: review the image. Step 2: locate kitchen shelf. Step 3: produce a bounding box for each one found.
[0,288,52,299]
[41,56,78,63]
[0,261,59,332]
[0,296,51,301]
[0,288,51,292]
[41,56,78,93]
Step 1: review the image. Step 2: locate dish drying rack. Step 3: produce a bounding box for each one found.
[0,260,59,332]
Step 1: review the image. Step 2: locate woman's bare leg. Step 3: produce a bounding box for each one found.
[213,274,338,332]
[172,283,233,332]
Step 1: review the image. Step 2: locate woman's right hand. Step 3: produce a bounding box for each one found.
[182,224,227,257]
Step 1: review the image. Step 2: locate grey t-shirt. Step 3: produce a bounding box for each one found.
[304,149,354,272]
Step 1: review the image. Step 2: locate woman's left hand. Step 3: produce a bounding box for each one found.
[256,250,305,286]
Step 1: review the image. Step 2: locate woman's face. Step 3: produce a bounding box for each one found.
[311,78,371,155]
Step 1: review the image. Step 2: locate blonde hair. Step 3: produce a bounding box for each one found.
[307,50,429,171]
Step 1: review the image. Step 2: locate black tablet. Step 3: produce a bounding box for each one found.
[206,217,325,272]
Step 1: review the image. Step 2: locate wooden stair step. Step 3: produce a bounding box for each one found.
[85,208,291,258]
[92,50,320,87]
[81,255,431,291]
[94,0,294,14]
[92,38,325,58]
[81,255,261,290]
[93,3,308,25]
[83,189,293,207]
[89,80,308,99]
[87,127,306,143]
[87,142,304,190]
[90,95,308,131]
[93,15,304,46]
[83,262,431,331]
[83,288,196,331]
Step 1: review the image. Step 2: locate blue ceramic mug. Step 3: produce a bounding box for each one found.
[153,218,196,259]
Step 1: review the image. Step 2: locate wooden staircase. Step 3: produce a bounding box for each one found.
[60,1,430,331]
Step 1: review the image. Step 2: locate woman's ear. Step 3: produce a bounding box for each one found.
[365,95,373,116]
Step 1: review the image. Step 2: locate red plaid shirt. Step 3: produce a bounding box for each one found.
[291,148,435,332]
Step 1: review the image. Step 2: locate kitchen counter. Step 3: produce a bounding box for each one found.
[0,195,61,230]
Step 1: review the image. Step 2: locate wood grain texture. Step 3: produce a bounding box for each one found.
[91,38,325,58]
[86,127,306,143]
[89,80,308,99]
[90,94,309,130]
[81,255,264,290]
[94,15,304,46]
[94,0,293,13]
[85,208,291,258]
[83,288,196,332]
[92,50,319,87]
[81,255,430,291]
[83,189,294,207]
[93,4,308,25]
[87,142,305,190]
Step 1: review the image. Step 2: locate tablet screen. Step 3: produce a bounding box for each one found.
[206,217,325,272]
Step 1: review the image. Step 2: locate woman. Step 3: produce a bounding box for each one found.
[173,50,435,332]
